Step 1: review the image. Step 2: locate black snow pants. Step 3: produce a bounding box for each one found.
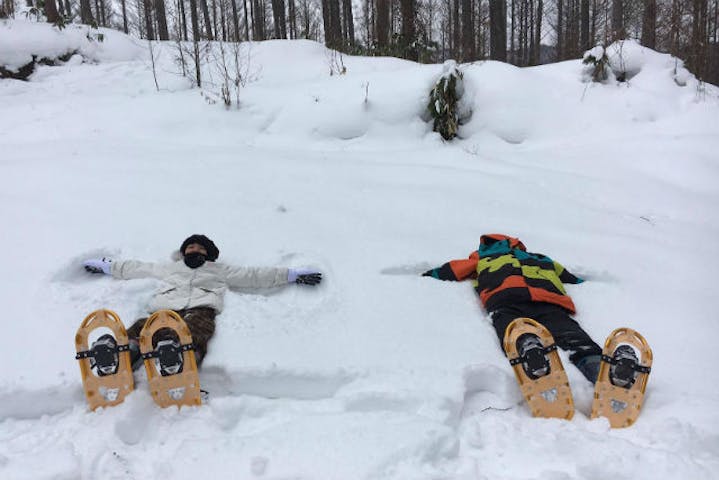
[489,301,602,381]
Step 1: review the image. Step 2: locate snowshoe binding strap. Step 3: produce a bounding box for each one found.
[509,343,557,366]
[142,342,195,377]
[601,354,651,388]
[76,344,130,359]
[600,354,651,374]
[510,343,556,379]
[76,342,130,376]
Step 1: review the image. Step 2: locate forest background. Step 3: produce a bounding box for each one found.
[2,0,717,86]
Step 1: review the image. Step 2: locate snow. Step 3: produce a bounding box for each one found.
[0,19,143,71]
[1,18,719,480]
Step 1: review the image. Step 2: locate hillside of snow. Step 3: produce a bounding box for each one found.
[1,19,718,480]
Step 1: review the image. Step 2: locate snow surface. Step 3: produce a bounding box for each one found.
[1,19,719,480]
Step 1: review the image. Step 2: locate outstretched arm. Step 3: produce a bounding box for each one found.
[224,265,291,289]
[422,257,478,281]
[224,265,323,288]
[83,258,164,280]
[554,261,584,284]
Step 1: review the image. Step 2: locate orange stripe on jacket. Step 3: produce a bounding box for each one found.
[528,287,577,313]
[449,257,479,280]
[479,275,528,304]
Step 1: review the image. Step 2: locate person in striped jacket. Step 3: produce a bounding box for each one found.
[422,233,602,383]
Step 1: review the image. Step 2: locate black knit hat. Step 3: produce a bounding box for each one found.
[180,234,220,261]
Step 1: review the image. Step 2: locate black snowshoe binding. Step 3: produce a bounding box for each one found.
[516,333,551,380]
[89,334,120,377]
[155,338,184,376]
[140,328,193,377]
[607,344,640,389]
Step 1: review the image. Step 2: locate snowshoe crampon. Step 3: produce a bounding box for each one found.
[75,309,134,410]
[591,328,652,428]
[504,317,574,420]
[140,310,201,408]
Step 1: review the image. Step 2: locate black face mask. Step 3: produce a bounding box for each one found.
[184,252,207,269]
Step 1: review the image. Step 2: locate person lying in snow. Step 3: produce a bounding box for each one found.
[82,234,322,372]
[422,234,604,383]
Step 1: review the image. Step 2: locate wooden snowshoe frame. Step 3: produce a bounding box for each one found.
[75,309,134,411]
[504,317,575,420]
[140,310,201,408]
[591,328,652,428]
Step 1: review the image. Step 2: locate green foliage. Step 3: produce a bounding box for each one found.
[361,34,439,64]
[86,25,104,43]
[54,16,68,31]
[427,61,463,141]
[582,47,612,83]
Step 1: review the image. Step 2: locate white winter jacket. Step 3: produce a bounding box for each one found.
[111,260,289,313]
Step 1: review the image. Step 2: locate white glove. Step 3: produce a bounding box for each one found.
[83,258,113,275]
[288,268,322,285]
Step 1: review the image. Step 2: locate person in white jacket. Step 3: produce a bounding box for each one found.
[83,234,322,371]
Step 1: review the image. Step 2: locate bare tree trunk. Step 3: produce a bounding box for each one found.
[1,0,15,17]
[80,0,95,24]
[566,0,579,57]
[519,0,526,64]
[155,0,170,39]
[691,0,708,79]
[271,0,287,38]
[557,0,563,59]
[342,0,354,47]
[401,0,417,59]
[200,0,214,39]
[288,0,297,38]
[329,0,342,47]
[99,0,106,25]
[580,0,589,50]
[229,0,240,41]
[590,0,597,46]
[611,0,624,41]
[143,0,155,38]
[452,0,462,59]
[535,0,543,62]
[212,0,219,39]
[461,0,474,61]
[252,0,264,40]
[216,0,225,40]
[376,0,390,48]
[641,0,656,48]
[121,0,129,33]
[489,0,507,61]
[178,0,188,40]
[528,0,536,65]
[321,0,331,44]
[243,0,250,39]
[188,0,202,84]
[511,0,516,63]
[44,0,60,22]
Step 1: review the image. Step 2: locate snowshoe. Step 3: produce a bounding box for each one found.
[591,328,652,428]
[75,309,134,410]
[504,317,574,420]
[140,310,201,408]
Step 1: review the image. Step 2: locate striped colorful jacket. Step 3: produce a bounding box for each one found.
[422,234,584,313]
